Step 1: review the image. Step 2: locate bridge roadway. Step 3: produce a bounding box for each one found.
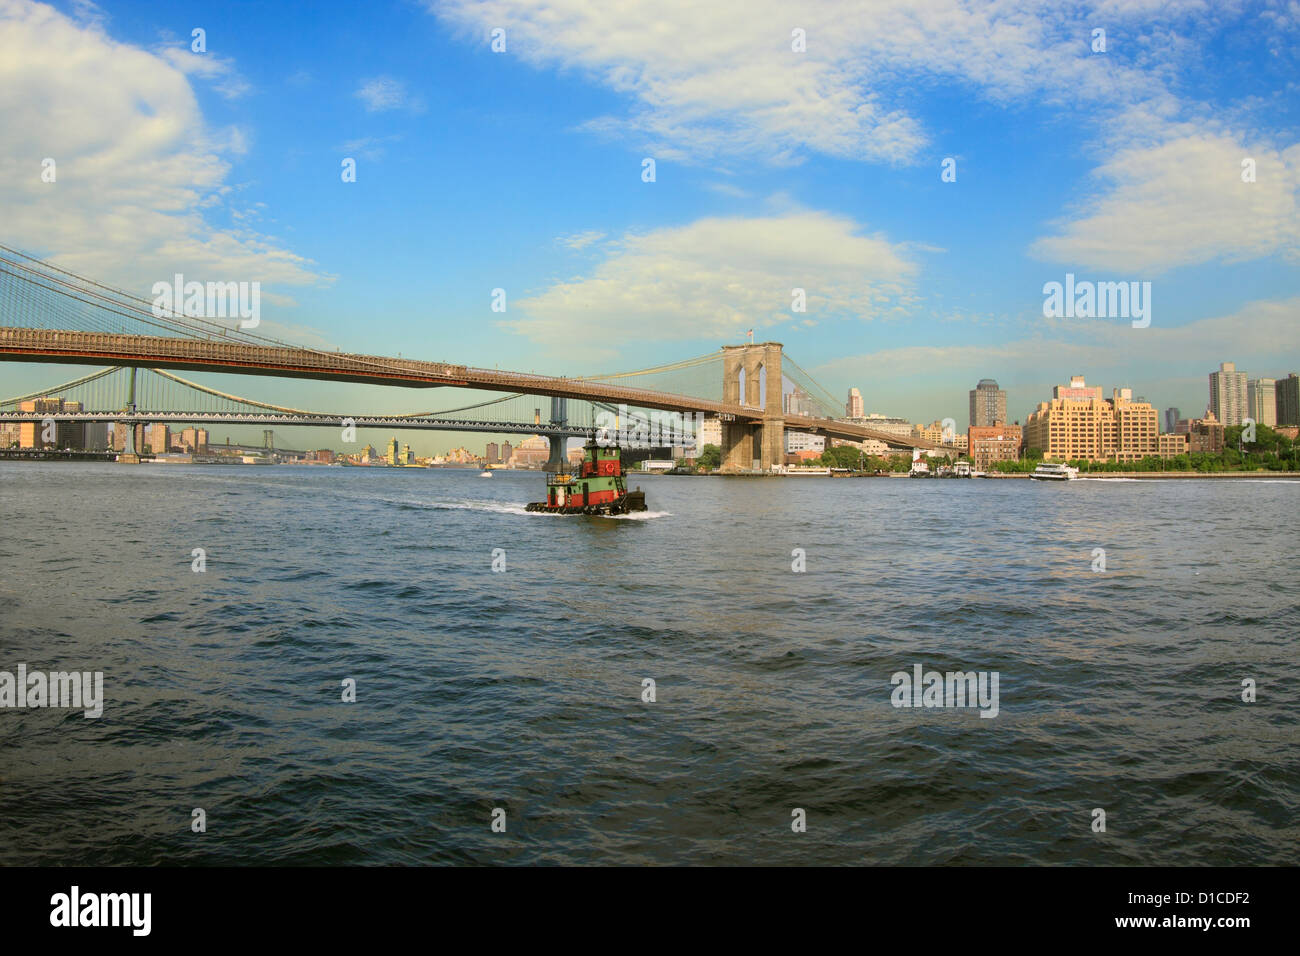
[0,327,940,451]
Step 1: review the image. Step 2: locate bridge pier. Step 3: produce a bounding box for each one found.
[545,436,567,472]
[719,342,784,472]
[117,367,141,463]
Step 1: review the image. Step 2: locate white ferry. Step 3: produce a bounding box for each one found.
[909,459,931,478]
[1030,462,1079,481]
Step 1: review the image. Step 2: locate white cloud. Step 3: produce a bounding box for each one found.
[158,46,251,99]
[1032,130,1300,273]
[509,211,917,356]
[339,135,402,162]
[0,0,326,307]
[556,230,605,251]
[430,0,1179,165]
[354,75,422,113]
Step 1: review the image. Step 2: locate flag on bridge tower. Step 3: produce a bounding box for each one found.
[747,329,753,344]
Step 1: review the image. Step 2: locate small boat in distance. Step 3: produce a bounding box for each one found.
[478,470,492,477]
[1030,462,1080,481]
[526,441,647,515]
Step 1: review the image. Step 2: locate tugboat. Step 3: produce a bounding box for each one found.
[525,441,648,515]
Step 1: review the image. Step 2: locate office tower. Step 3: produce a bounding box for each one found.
[969,379,1007,428]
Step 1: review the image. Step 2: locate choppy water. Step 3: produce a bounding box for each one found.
[0,462,1296,865]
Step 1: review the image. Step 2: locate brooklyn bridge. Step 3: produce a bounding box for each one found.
[0,245,939,470]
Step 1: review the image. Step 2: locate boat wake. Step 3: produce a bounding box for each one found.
[601,509,672,520]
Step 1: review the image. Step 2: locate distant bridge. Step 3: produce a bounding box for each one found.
[0,244,939,468]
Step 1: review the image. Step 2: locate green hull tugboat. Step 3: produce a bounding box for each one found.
[525,441,648,516]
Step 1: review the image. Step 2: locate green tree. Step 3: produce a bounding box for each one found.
[819,445,863,469]
[696,443,721,471]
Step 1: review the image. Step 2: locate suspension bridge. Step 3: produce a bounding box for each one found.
[0,244,938,469]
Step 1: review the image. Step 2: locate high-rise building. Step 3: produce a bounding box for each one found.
[501,441,513,464]
[784,385,815,417]
[969,379,1007,428]
[1163,407,1181,433]
[1276,373,1300,426]
[485,442,499,464]
[1023,377,1158,462]
[386,437,400,465]
[1209,362,1248,425]
[146,423,170,455]
[846,387,864,419]
[180,427,209,453]
[1247,378,1277,427]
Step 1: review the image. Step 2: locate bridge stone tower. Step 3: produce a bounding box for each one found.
[720,342,784,472]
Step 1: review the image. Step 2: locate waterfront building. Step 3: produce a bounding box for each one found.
[19,398,59,447]
[785,431,825,453]
[968,424,1021,472]
[846,387,864,419]
[146,423,170,455]
[175,427,208,453]
[969,379,1007,428]
[508,435,549,469]
[1247,378,1277,427]
[1276,373,1299,426]
[1023,377,1158,462]
[1158,433,1187,458]
[1209,362,1248,425]
[1111,388,1159,462]
[501,441,513,465]
[0,422,18,447]
[386,437,400,466]
[1176,411,1225,454]
[485,442,500,464]
[1163,407,1181,433]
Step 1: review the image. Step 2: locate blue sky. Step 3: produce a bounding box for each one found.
[2,0,1299,453]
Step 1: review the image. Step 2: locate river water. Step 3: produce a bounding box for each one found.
[0,462,1296,865]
